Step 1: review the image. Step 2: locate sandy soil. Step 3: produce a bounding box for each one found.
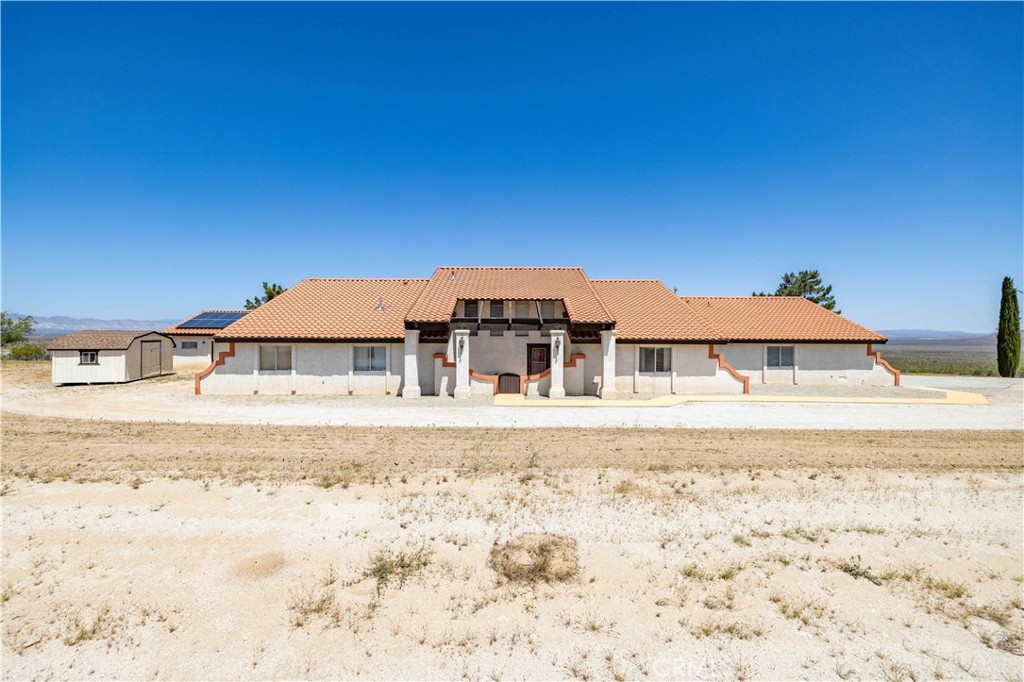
[2,470,1022,681]
[2,412,1022,485]
[2,362,1022,679]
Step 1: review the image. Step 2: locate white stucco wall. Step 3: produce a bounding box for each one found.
[613,343,744,394]
[51,349,126,384]
[170,335,215,370]
[720,342,896,386]
[201,342,405,395]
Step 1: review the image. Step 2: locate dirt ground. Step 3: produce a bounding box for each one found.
[2,361,1022,680]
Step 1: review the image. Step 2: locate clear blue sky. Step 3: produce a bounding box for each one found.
[3,3,1021,331]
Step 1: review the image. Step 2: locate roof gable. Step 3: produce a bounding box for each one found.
[406,267,614,324]
[47,330,171,351]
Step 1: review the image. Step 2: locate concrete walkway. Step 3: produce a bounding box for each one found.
[493,385,988,407]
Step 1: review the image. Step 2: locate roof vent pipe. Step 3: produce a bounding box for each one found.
[375,297,384,312]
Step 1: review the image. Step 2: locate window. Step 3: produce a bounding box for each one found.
[489,300,504,318]
[181,341,198,350]
[539,301,556,319]
[514,301,531,318]
[489,330,504,337]
[639,347,671,372]
[80,351,98,365]
[259,345,292,371]
[354,345,387,372]
[766,346,795,368]
[463,300,479,318]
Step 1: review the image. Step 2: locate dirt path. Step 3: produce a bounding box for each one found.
[2,412,1020,485]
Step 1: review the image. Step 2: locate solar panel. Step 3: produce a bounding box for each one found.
[177,311,246,329]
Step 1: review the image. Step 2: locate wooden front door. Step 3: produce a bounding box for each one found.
[527,344,550,375]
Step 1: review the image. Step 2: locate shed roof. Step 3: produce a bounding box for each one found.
[405,267,614,324]
[591,280,724,341]
[217,278,429,340]
[47,330,171,351]
[680,296,886,342]
[164,309,248,336]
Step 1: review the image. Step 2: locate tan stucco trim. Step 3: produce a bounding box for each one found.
[867,343,901,387]
[708,344,750,394]
[195,342,236,396]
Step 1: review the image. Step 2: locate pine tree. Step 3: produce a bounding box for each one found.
[753,270,839,313]
[996,276,1020,378]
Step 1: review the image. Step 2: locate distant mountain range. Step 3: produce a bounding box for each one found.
[10,313,178,336]
[878,329,998,348]
[11,314,1000,345]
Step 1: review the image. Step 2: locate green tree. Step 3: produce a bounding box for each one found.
[244,282,286,310]
[754,270,840,313]
[996,276,1020,378]
[1,312,34,346]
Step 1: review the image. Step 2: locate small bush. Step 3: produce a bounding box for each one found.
[488,533,579,584]
[9,344,46,361]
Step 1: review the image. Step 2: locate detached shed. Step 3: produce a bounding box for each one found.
[47,331,175,385]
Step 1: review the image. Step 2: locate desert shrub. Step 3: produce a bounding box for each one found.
[364,546,432,596]
[488,533,579,583]
[9,344,46,360]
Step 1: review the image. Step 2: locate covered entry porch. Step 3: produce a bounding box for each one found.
[402,326,619,399]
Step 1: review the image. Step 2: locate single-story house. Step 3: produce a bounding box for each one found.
[195,266,899,398]
[48,331,175,385]
[164,310,247,370]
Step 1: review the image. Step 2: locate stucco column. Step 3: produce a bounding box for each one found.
[549,330,566,399]
[453,329,471,399]
[402,329,421,398]
[600,329,617,399]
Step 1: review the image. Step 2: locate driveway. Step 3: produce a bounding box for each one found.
[2,372,1020,430]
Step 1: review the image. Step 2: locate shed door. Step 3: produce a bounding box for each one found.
[141,340,162,378]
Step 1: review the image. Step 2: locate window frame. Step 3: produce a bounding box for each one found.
[79,351,98,365]
[766,345,795,368]
[514,301,532,318]
[638,346,672,373]
[463,300,479,318]
[353,344,388,373]
[539,301,556,320]
[489,300,505,318]
[259,345,293,372]
[180,341,199,350]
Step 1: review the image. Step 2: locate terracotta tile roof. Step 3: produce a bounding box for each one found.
[680,296,886,342]
[47,330,171,351]
[406,266,614,324]
[591,280,724,341]
[164,309,248,336]
[217,278,428,340]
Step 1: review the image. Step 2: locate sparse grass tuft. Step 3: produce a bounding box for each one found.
[840,558,882,586]
[364,546,432,597]
[488,533,579,584]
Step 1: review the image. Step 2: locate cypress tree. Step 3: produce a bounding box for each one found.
[996,276,1020,378]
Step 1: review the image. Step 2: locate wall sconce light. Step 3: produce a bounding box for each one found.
[458,337,465,358]
[554,337,561,356]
